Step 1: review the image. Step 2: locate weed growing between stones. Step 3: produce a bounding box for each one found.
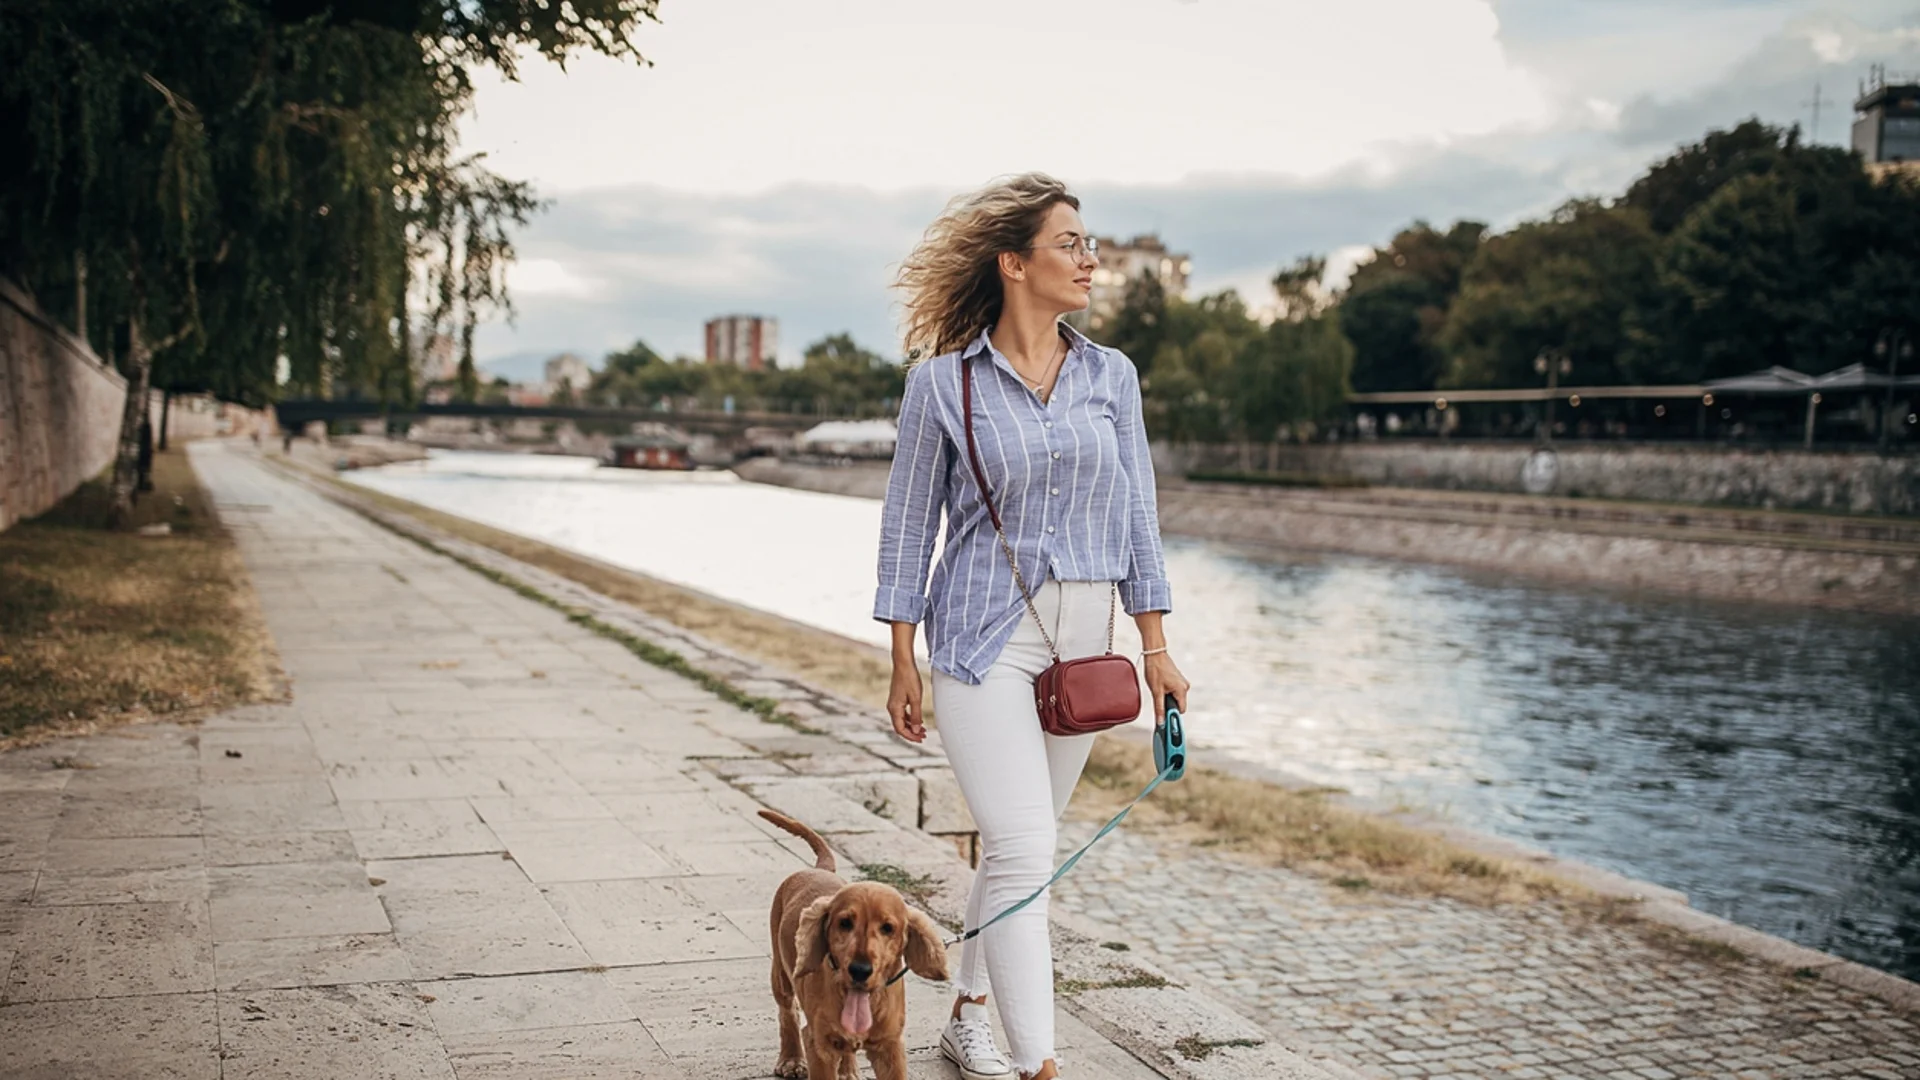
[855,863,942,907]
[1053,969,1171,996]
[1172,1035,1263,1061]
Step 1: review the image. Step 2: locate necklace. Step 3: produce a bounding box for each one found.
[1017,335,1066,399]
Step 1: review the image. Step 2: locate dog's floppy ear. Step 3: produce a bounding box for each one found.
[903,906,950,982]
[793,895,835,978]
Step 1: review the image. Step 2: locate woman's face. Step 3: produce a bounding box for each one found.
[1011,201,1099,315]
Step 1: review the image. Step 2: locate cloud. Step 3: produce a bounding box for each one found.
[459,0,1549,194]
[1612,12,1920,150]
[474,150,1573,366]
[468,1,1920,371]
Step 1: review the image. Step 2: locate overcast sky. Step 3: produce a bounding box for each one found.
[457,0,1920,378]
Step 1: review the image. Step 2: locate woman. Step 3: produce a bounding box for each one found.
[873,172,1191,1080]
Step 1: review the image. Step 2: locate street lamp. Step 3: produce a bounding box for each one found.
[1534,349,1572,445]
[1876,329,1914,451]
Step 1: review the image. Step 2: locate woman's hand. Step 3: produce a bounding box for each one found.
[887,659,927,743]
[1143,651,1190,717]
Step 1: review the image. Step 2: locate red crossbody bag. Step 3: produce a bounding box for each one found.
[960,353,1142,736]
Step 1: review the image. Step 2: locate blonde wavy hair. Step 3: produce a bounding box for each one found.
[894,172,1080,361]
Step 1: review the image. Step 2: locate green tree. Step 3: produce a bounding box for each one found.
[1234,312,1354,441]
[1229,258,1354,440]
[1622,119,1795,234]
[1138,290,1260,443]
[1635,144,1894,380]
[0,0,659,523]
[1440,201,1661,387]
[1339,220,1484,391]
[1105,274,1168,379]
[777,332,902,416]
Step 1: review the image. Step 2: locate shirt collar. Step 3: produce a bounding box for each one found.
[963,321,1099,363]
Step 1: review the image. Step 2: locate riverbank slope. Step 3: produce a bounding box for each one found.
[733,458,1920,615]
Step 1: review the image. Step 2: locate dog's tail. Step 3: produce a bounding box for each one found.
[758,809,835,872]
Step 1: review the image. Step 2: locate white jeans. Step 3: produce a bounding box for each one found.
[932,580,1116,1074]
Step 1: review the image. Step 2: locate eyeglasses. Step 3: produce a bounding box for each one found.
[1029,235,1100,263]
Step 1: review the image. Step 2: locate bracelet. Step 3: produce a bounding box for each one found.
[1141,647,1169,658]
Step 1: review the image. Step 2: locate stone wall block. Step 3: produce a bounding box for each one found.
[916,767,976,835]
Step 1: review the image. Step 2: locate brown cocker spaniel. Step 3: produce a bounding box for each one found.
[759,809,949,1079]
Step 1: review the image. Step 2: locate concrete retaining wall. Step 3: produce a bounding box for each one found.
[1160,440,1920,516]
[0,279,126,531]
[1158,483,1920,616]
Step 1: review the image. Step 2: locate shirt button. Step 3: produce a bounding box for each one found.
[1050,487,1060,495]
[1045,421,1053,429]
[1051,451,1061,460]
[1046,526,1055,534]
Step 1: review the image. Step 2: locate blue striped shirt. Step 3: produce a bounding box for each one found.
[873,324,1172,685]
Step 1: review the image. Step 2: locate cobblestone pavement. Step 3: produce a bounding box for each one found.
[1051,823,1919,1079]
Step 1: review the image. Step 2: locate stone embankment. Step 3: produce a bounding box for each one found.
[283,433,430,471]
[732,458,1920,616]
[1162,440,1920,517]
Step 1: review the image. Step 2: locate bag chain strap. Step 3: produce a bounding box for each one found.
[961,351,1117,666]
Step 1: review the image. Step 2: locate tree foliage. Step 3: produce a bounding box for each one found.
[0,0,658,520]
[1114,275,1352,444]
[1340,220,1484,392]
[585,332,908,418]
[1440,200,1662,387]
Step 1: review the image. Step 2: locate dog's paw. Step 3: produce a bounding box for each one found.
[773,1057,807,1079]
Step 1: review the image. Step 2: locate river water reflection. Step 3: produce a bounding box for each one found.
[347,451,1920,980]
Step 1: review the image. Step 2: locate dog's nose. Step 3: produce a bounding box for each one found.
[848,959,873,985]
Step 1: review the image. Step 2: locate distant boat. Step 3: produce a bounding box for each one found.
[795,419,898,459]
[602,424,695,470]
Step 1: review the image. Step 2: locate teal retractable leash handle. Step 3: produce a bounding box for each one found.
[940,696,1190,953]
[1155,693,1186,782]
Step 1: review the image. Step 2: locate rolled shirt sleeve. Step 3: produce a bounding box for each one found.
[1110,351,1173,615]
[872,362,948,624]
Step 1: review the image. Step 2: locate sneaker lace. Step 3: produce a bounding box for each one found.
[951,1017,1004,1062]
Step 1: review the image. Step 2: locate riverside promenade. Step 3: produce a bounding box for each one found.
[0,442,1347,1080]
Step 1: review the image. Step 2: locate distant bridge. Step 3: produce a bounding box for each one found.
[271,400,846,437]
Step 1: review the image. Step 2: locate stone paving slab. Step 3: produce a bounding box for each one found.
[0,442,1231,1079]
[1051,821,1920,1079]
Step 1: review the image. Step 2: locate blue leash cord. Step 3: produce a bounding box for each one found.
[944,700,1186,949]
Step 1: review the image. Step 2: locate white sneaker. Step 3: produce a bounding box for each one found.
[939,1002,1016,1080]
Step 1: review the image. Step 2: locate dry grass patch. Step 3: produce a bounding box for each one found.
[0,448,281,744]
[1074,737,1580,906]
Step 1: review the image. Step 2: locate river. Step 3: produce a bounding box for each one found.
[345,449,1920,981]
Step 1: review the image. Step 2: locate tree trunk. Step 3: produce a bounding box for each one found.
[108,311,154,529]
[159,389,172,451]
[73,250,88,348]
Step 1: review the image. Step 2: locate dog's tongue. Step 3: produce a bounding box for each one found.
[841,989,873,1035]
